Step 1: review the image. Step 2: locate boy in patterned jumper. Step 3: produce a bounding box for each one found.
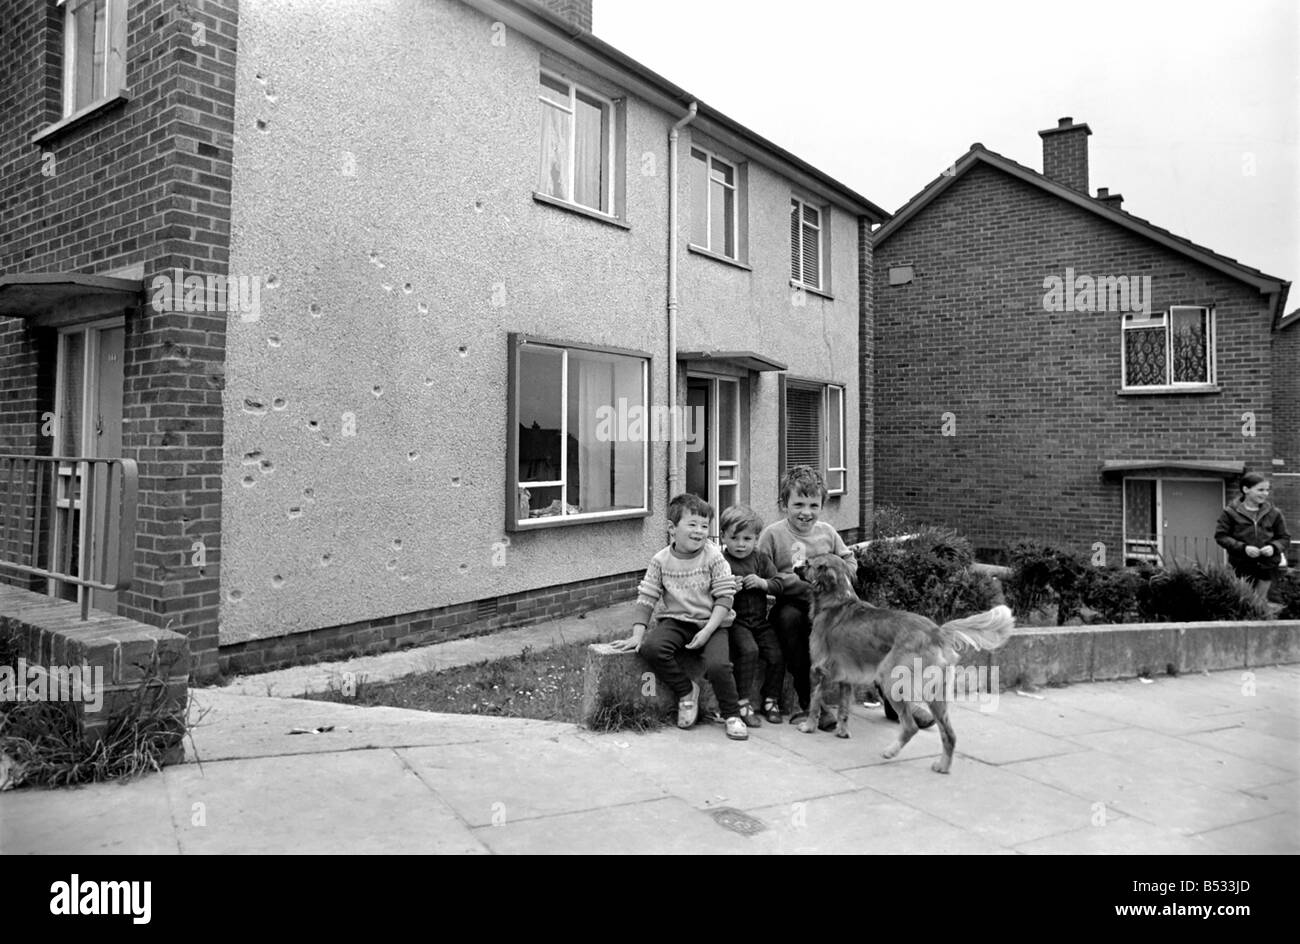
[610,493,747,740]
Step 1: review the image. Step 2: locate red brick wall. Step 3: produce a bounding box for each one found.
[0,0,240,677]
[1272,320,1300,531]
[873,163,1275,558]
[857,216,874,537]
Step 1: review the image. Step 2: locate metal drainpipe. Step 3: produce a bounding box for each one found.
[667,101,698,499]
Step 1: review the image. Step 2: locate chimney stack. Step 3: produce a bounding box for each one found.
[1096,187,1124,211]
[536,0,593,32]
[1038,116,1092,193]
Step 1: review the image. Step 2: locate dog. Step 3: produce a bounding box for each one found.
[793,554,1015,774]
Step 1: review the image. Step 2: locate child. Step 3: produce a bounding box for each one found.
[719,504,786,725]
[610,493,748,740]
[758,465,854,726]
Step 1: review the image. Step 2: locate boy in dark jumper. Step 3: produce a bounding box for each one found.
[719,504,785,726]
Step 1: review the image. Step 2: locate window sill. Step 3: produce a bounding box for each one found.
[508,508,650,532]
[1117,384,1220,396]
[790,279,833,301]
[532,191,630,230]
[687,244,751,272]
[31,91,131,146]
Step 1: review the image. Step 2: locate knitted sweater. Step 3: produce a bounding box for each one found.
[758,519,853,602]
[633,543,735,626]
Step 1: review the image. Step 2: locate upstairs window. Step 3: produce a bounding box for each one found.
[790,197,823,290]
[689,147,738,260]
[59,0,128,118]
[1122,306,1215,389]
[537,72,614,215]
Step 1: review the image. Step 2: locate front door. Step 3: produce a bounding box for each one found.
[685,375,741,534]
[1162,479,1225,568]
[50,319,125,613]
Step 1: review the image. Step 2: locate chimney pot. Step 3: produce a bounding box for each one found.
[1058,117,1074,128]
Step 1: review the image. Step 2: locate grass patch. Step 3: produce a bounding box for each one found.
[300,639,648,727]
[1,652,199,790]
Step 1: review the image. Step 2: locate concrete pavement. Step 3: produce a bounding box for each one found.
[2,661,1296,854]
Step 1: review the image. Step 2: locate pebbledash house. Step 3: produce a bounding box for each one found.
[872,117,1294,568]
[0,0,888,678]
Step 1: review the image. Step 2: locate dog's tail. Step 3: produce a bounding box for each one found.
[939,605,1015,654]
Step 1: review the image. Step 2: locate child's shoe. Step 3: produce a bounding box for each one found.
[738,702,762,727]
[676,681,700,729]
[725,716,749,740]
[763,698,783,724]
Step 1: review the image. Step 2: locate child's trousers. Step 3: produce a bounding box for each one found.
[730,617,785,704]
[770,598,813,711]
[640,618,741,719]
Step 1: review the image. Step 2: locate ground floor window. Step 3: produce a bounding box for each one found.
[507,334,649,530]
[780,377,846,495]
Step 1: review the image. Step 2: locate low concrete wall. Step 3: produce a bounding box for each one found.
[0,585,190,762]
[963,619,1300,689]
[581,619,1300,725]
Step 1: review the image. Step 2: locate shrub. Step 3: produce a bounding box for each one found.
[1003,541,1089,622]
[1270,568,1300,620]
[870,504,913,540]
[1077,565,1147,624]
[1143,564,1269,622]
[855,527,998,623]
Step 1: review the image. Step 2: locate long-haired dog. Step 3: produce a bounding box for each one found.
[793,554,1015,774]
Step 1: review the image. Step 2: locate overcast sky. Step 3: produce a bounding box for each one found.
[595,0,1299,292]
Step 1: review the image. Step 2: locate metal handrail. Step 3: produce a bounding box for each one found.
[0,454,138,620]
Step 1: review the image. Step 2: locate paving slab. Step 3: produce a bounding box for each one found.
[839,756,1117,847]
[1065,727,1292,791]
[743,707,945,770]
[1002,749,1281,835]
[574,724,860,811]
[164,750,487,854]
[744,781,1016,855]
[1192,811,1299,854]
[398,734,667,827]
[473,796,759,855]
[0,774,179,855]
[188,688,573,761]
[1012,815,1216,855]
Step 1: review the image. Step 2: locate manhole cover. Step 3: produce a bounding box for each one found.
[708,807,768,836]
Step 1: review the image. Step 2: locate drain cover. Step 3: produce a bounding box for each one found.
[708,807,768,836]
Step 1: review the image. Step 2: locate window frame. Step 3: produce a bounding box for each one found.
[506,333,652,532]
[58,0,128,120]
[536,69,618,218]
[684,372,744,534]
[790,196,825,291]
[778,376,847,497]
[1120,305,1217,391]
[688,145,740,261]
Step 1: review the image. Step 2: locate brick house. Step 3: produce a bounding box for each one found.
[0,0,887,678]
[872,117,1293,567]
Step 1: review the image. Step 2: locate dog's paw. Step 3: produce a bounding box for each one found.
[835,728,850,739]
[798,722,815,734]
[881,744,900,759]
[930,759,951,774]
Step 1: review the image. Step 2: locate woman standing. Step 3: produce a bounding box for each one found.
[1215,472,1291,604]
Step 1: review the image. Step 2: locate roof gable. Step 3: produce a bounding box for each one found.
[874,144,1289,322]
